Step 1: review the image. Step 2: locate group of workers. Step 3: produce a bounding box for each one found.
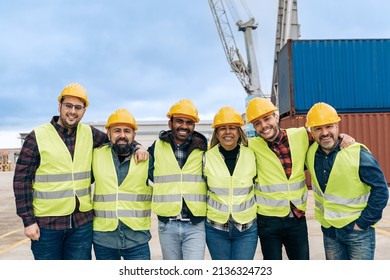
[13,83,389,261]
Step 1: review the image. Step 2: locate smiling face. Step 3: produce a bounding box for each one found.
[311,123,339,154]
[169,116,195,145]
[57,96,86,131]
[251,112,280,142]
[215,125,240,151]
[107,124,136,156]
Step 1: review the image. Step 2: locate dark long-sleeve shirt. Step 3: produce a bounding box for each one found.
[314,140,389,230]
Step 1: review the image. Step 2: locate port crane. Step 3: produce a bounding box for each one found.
[208,0,264,100]
[209,0,300,109]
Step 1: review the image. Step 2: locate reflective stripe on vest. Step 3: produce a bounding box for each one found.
[151,139,206,217]
[154,174,204,183]
[204,145,257,224]
[306,143,371,228]
[34,171,91,182]
[254,181,307,207]
[92,145,151,231]
[33,123,92,216]
[249,127,309,217]
[94,209,151,218]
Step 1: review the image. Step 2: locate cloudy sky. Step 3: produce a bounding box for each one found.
[1,0,389,148]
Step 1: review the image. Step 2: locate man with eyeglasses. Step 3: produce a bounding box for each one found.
[13,83,148,260]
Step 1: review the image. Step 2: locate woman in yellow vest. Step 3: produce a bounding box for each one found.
[305,102,389,260]
[204,106,258,260]
[92,109,152,260]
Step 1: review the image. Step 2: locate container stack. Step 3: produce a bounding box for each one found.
[277,39,390,185]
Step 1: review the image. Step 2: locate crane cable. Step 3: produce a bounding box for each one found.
[240,0,253,19]
[225,0,253,23]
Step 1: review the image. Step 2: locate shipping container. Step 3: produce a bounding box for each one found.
[279,112,390,187]
[277,39,390,116]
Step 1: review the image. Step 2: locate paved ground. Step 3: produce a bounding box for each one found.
[1,171,390,260]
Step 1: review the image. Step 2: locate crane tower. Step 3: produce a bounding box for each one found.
[271,0,300,107]
[208,0,264,99]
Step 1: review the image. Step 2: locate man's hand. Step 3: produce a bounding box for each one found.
[339,133,355,149]
[353,223,364,231]
[24,223,40,241]
[134,146,149,164]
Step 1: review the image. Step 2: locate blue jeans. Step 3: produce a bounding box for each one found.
[31,220,93,260]
[205,220,258,260]
[322,226,376,260]
[158,220,206,260]
[257,214,309,260]
[93,242,151,260]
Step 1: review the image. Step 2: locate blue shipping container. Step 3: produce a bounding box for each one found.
[277,39,390,115]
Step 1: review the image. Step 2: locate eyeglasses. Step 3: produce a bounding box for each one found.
[62,102,85,111]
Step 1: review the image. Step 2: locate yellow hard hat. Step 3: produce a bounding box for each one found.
[212,106,244,128]
[245,97,278,123]
[105,108,138,130]
[167,99,200,123]
[305,102,341,128]
[58,83,89,107]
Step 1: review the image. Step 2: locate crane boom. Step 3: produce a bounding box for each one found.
[208,0,264,97]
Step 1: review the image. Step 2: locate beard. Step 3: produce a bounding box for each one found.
[111,138,132,155]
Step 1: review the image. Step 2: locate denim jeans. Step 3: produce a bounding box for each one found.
[322,226,376,260]
[205,220,258,260]
[93,242,151,260]
[158,220,206,260]
[257,214,309,260]
[31,220,93,260]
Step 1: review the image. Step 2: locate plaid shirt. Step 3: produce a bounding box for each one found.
[169,132,191,169]
[267,129,313,179]
[13,116,108,230]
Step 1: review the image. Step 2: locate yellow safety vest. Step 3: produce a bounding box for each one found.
[306,143,371,228]
[204,145,256,224]
[151,140,206,217]
[249,127,309,217]
[33,123,93,216]
[92,146,151,231]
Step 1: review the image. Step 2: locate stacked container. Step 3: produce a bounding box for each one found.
[277,39,390,185]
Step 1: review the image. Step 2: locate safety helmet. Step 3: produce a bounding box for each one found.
[305,102,341,128]
[245,97,277,123]
[57,83,89,107]
[105,108,138,130]
[166,99,200,123]
[212,106,244,128]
